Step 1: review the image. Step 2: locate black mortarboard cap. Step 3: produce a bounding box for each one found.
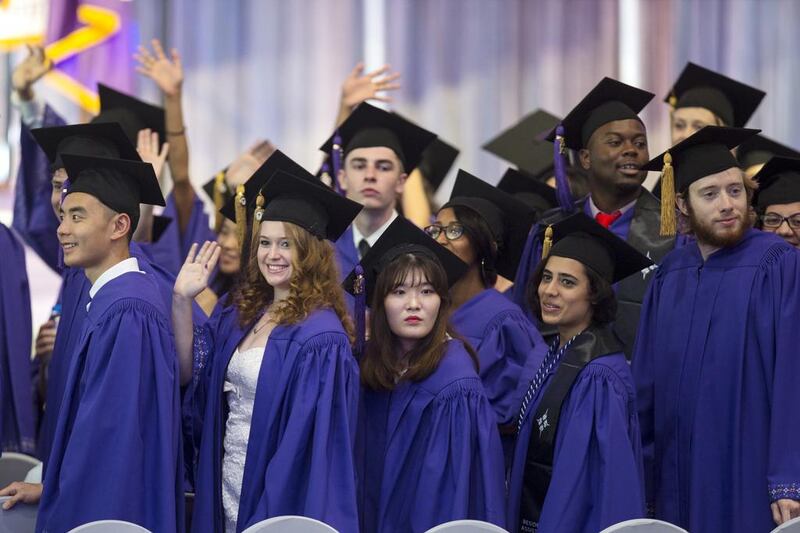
[60,154,165,232]
[642,126,759,192]
[737,134,800,171]
[442,169,537,280]
[752,156,800,209]
[31,122,141,170]
[543,212,653,284]
[417,138,460,190]
[151,215,173,243]
[497,167,557,214]
[546,77,654,150]
[483,109,561,177]
[97,83,166,143]
[319,103,436,171]
[666,62,765,127]
[342,216,467,304]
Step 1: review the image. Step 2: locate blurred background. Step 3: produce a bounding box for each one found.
[2,0,800,323]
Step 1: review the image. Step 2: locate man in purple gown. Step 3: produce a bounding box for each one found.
[0,155,183,532]
[634,126,800,532]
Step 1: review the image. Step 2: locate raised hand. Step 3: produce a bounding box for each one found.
[11,44,52,98]
[175,242,220,299]
[340,62,401,109]
[134,39,183,96]
[136,128,170,180]
[225,140,276,187]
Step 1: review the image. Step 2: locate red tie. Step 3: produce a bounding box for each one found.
[595,210,622,229]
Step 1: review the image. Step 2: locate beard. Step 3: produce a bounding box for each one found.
[686,201,749,249]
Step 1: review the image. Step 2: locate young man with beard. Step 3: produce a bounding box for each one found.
[633,126,800,533]
[320,103,436,278]
[513,78,679,356]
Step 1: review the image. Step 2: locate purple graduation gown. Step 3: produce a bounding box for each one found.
[357,339,506,533]
[507,343,645,532]
[334,225,359,281]
[190,304,360,532]
[37,243,193,466]
[36,270,183,533]
[12,105,66,272]
[450,288,547,426]
[0,224,35,454]
[633,229,800,533]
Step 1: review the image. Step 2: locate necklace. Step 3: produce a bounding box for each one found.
[252,315,270,336]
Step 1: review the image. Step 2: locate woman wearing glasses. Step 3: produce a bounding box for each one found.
[425,170,548,436]
[751,156,800,249]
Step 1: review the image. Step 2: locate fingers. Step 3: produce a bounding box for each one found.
[159,141,170,161]
[781,502,792,524]
[0,483,19,510]
[198,241,219,265]
[207,245,222,272]
[151,38,167,60]
[375,71,401,84]
[185,243,199,265]
[773,502,783,525]
[171,48,182,70]
[365,63,391,78]
[349,62,365,77]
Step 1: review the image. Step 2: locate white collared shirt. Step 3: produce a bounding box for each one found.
[587,196,638,218]
[87,257,143,310]
[352,211,398,254]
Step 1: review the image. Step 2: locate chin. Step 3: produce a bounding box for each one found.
[219,260,240,275]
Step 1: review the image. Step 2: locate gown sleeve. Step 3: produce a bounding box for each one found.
[755,247,800,502]
[237,331,361,533]
[478,310,546,426]
[410,378,507,531]
[538,362,645,533]
[631,268,665,514]
[39,301,182,532]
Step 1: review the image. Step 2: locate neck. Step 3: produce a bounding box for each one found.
[85,245,131,285]
[589,183,641,213]
[272,286,290,304]
[396,337,417,356]
[354,207,394,238]
[696,240,722,262]
[558,321,590,348]
[450,265,486,310]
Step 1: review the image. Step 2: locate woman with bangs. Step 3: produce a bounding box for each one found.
[344,217,506,533]
[172,163,363,533]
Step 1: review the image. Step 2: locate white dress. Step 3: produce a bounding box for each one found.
[221,345,265,533]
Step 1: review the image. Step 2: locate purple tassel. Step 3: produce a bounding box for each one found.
[553,124,574,213]
[353,264,366,358]
[58,178,71,270]
[332,131,345,196]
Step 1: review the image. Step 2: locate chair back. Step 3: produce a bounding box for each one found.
[241,515,339,533]
[424,519,509,533]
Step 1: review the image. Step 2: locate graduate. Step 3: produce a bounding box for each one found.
[0,223,35,455]
[0,155,184,532]
[665,62,765,145]
[512,78,678,357]
[343,216,506,532]
[320,102,436,277]
[427,170,547,429]
[173,153,363,533]
[634,126,800,532]
[752,156,800,248]
[28,123,189,468]
[506,212,650,533]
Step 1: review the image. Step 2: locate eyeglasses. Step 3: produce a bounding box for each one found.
[760,212,800,230]
[424,222,465,241]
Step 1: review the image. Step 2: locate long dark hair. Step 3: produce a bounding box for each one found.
[361,252,478,391]
[526,256,617,327]
[451,205,499,287]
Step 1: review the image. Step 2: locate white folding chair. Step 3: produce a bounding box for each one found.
[0,453,41,488]
[424,519,509,533]
[67,520,151,532]
[241,515,339,533]
[772,516,800,533]
[599,518,689,533]
[0,497,37,533]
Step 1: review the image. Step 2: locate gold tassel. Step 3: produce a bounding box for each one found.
[213,171,226,233]
[556,134,566,156]
[668,93,677,108]
[253,192,265,224]
[235,184,247,247]
[541,225,554,259]
[659,152,677,236]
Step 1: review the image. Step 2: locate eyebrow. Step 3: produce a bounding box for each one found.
[348,157,395,166]
[63,206,87,216]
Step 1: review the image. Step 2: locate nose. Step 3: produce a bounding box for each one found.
[57,218,68,238]
[364,162,377,181]
[406,291,421,310]
[776,219,794,236]
[542,278,558,297]
[718,191,735,212]
[435,229,449,246]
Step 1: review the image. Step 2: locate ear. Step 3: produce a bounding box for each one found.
[675,192,689,217]
[110,212,133,242]
[394,171,408,195]
[578,148,591,170]
[336,168,348,193]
